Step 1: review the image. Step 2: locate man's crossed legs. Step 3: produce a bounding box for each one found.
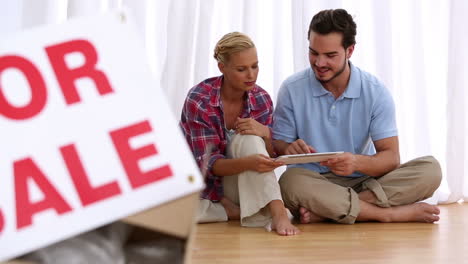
[280,156,442,224]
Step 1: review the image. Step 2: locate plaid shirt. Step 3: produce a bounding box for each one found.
[180,76,273,201]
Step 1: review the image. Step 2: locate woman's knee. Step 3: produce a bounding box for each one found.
[232,134,263,146]
[229,134,266,157]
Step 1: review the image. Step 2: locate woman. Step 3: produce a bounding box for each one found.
[180,32,298,236]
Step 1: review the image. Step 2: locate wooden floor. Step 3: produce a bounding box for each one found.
[190,203,468,264]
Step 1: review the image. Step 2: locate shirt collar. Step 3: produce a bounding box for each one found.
[310,62,361,98]
[209,76,223,107]
[209,75,259,111]
[343,62,361,98]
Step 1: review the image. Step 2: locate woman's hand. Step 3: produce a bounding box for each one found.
[246,154,284,172]
[235,117,270,138]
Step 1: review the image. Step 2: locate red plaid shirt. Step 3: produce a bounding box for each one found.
[180,76,273,201]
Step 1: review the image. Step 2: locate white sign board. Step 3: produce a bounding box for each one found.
[0,10,203,261]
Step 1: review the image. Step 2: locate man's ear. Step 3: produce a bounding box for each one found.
[218,62,225,73]
[346,44,355,59]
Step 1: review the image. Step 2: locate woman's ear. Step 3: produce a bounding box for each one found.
[218,62,225,73]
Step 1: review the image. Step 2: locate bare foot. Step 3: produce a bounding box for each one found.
[299,207,325,224]
[271,212,300,236]
[386,203,440,223]
[220,197,240,220]
[269,200,300,236]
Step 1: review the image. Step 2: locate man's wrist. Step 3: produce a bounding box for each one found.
[352,154,365,173]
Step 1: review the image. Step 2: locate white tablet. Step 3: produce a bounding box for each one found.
[274,151,344,164]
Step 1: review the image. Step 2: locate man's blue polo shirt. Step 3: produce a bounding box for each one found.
[272,63,398,177]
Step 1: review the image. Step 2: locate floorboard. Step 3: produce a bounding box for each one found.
[190,203,467,264]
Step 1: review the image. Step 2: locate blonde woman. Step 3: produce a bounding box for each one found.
[180,32,299,235]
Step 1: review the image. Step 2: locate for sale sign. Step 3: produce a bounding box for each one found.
[0,10,203,261]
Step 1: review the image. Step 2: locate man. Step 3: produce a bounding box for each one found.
[273,9,442,224]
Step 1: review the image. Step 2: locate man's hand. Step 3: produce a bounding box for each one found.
[284,139,316,154]
[246,154,284,172]
[320,152,357,176]
[235,117,270,138]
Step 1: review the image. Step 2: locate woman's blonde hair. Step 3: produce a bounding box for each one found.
[213,32,255,64]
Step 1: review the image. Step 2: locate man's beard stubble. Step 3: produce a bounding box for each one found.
[316,56,347,84]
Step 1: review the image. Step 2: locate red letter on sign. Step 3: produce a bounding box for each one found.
[110,120,173,189]
[0,55,47,120]
[14,158,72,229]
[60,144,122,206]
[45,39,113,105]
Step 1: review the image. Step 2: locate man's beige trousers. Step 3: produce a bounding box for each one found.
[279,156,442,224]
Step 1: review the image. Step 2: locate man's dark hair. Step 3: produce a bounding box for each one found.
[308,9,357,49]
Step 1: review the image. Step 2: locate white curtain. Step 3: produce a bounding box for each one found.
[445,0,468,203]
[1,0,466,203]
